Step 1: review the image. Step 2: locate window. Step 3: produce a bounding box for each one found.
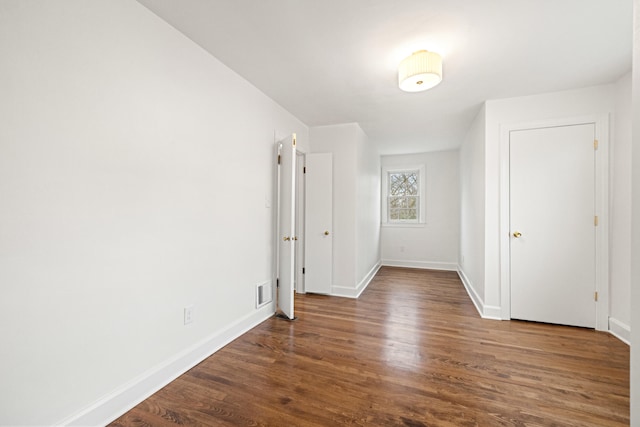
[388,171,419,220]
[382,165,425,225]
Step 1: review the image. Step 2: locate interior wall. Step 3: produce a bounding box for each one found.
[611,71,633,341]
[484,84,616,311]
[309,124,358,291]
[631,0,640,421]
[0,1,308,425]
[309,123,380,297]
[381,150,459,270]
[355,126,382,287]
[459,105,487,305]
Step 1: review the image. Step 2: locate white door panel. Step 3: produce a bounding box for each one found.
[304,153,332,294]
[277,134,296,319]
[510,124,596,328]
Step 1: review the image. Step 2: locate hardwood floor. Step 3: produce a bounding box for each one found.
[111,267,629,426]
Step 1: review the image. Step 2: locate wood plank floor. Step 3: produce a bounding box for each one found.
[111,267,629,426]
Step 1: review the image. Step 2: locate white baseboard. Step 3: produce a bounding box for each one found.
[456,267,502,320]
[331,261,382,299]
[381,259,457,271]
[58,306,275,426]
[608,317,631,345]
[457,267,483,317]
[482,305,503,320]
[355,261,381,298]
[331,285,358,298]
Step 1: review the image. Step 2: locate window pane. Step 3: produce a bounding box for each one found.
[386,169,421,223]
[389,172,418,197]
[406,174,418,195]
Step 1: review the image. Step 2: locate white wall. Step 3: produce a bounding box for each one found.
[310,123,380,297]
[611,71,633,342]
[381,150,459,270]
[355,126,382,287]
[310,124,358,291]
[459,84,634,324]
[484,85,616,312]
[459,105,487,309]
[631,0,640,422]
[0,1,308,425]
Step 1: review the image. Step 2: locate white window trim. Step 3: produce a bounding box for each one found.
[381,164,426,225]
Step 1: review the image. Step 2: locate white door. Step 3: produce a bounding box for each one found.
[277,134,296,319]
[304,153,332,294]
[510,124,596,328]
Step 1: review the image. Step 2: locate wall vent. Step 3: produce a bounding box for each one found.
[256,281,272,308]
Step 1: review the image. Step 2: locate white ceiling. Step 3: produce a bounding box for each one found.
[137,0,632,155]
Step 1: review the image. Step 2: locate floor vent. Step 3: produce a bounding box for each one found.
[256,281,272,308]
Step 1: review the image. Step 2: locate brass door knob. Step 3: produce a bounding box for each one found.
[283,236,290,241]
[324,231,330,236]
[513,231,522,238]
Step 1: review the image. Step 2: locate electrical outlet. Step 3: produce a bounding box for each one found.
[184,305,195,325]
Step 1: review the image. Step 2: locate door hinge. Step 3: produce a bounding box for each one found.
[594,139,599,150]
[277,154,281,165]
[303,166,306,174]
[594,215,599,226]
[293,134,297,146]
[276,278,279,288]
[302,267,305,274]
[594,291,598,302]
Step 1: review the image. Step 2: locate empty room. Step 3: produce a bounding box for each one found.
[1,1,639,426]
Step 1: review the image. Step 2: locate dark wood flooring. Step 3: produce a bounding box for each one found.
[111,267,629,426]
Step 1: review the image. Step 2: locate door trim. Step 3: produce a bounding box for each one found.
[498,114,609,330]
[295,150,306,294]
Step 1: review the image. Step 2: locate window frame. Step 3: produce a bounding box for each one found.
[381,164,426,225]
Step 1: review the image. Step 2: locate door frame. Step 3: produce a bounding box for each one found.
[498,114,609,331]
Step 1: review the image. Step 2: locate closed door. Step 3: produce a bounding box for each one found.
[304,153,332,294]
[510,124,596,328]
[277,134,296,320]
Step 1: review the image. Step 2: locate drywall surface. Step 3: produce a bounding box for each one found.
[309,123,381,296]
[484,85,615,310]
[310,124,358,290]
[355,126,381,287]
[630,0,640,421]
[0,1,307,424]
[459,106,487,303]
[611,71,633,339]
[381,150,459,270]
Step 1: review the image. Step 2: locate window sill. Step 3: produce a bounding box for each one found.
[381,222,426,228]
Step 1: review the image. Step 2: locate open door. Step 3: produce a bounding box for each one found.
[276,134,296,320]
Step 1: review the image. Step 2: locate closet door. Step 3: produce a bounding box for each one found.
[277,134,296,319]
[304,153,332,294]
[510,124,596,328]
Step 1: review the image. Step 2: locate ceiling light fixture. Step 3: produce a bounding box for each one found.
[398,50,442,92]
